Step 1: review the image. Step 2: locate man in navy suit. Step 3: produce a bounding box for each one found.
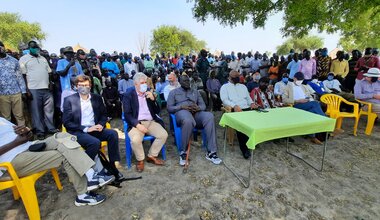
[63,75,121,166]
[122,72,168,172]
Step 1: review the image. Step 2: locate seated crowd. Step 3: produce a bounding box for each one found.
[1,40,379,206]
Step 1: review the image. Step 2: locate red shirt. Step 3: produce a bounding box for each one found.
[354,56,380,80]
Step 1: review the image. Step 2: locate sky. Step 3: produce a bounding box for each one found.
[2,0,341,55]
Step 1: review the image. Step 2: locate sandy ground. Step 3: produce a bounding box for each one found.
[1,110,379,220]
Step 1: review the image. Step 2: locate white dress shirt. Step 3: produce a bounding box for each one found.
[0,118,31,176]
[323,79,342,92]
[220,82,253,109]
[293,85,306,100]
[80,94,95,132]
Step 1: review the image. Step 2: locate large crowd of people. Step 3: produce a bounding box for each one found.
[1,39,379,206]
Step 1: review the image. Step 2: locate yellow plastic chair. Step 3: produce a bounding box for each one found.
[0,162,62,220]
[320,94,359,136]
[61,122,111,154]
[356,99,378,135]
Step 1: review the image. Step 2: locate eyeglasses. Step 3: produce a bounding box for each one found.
[77,84,90,87]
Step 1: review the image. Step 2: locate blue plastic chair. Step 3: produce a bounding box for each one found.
[122,113,166,169]
[170,114,207,153]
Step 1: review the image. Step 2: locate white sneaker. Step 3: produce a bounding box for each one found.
[75,192,106,206]
[206,152,222,165]
[96,173,115,187]
[179,153,187,166]
[87,178,100,191]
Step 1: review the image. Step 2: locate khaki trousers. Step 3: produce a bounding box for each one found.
[128,120,168,161]
[11,135,95,195]
[0,93,25,126]
[365,103,380,118]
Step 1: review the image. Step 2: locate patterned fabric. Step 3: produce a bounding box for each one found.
[317,56,331,79]
[250,87,275,109]
[0,55,26,95]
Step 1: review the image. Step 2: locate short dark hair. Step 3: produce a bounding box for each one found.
[75,75,92,86]
[294,72,304,80]
[28,40,39,48]
[259,76,270,84]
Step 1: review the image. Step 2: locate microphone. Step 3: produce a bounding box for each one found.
[145,88,151,98]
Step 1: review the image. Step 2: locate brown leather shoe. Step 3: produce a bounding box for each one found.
[136,161,144,172]
[146,156,165,166]
[310,137,323,145]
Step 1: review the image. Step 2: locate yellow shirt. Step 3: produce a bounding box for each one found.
[330,59,349,78]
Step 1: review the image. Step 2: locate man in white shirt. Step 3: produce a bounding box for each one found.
[323,72,342,93]
[274,73,290,97]
[62,75,121,168]
[0,117,108,206]
[19,41,57,139]
[123,57,138,77]
[228,56,239,71]
[163,72,180,100]
[282,72,325,144]
[220,70,258,159]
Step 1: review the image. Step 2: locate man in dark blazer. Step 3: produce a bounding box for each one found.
[63,75,121,166]
[122,72,168,172]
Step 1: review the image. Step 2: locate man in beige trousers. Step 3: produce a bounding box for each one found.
[122,72,168,172]
[0,41,26,126]
[0,117,109,206]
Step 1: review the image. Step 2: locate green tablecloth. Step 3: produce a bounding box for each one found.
[219,107,336,149]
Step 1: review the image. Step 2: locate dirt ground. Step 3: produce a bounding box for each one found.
[1,110,379,220]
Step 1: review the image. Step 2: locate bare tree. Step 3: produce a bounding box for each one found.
[136,33,148,55]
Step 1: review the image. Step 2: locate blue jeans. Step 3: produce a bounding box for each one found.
[294,101,325,116]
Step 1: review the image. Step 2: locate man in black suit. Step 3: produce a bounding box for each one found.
[122,72,168,172]
[63,75,121,166]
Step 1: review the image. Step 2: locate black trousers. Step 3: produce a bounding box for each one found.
[72,128,120,162]
[232,108,251,154]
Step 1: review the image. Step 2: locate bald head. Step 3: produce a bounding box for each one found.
[229,70,240,78]
[229,70,240,84]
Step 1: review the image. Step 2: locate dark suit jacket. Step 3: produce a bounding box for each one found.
[122,87,163,130]
[63,93,107,133]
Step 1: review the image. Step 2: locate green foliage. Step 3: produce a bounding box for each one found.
[276,35,324,55]
[189,0,379,45]
[0,12,46,51]
[338,8,380,51]
[150,25,206,55]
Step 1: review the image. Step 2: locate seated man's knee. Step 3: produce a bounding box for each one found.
[93,139,101,147]
[203,112,214,120]
[108,129,118,139]
[130,135,142,146]
[159,129,168,140]
[182,118,195,127]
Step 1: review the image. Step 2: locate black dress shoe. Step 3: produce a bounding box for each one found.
[36,134,45,140]
[48,129,60,134]
[242,151,251,159]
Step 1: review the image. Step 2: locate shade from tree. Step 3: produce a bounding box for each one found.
[189,0,379,51]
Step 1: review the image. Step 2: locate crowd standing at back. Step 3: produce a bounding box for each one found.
[1,39,380,206]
